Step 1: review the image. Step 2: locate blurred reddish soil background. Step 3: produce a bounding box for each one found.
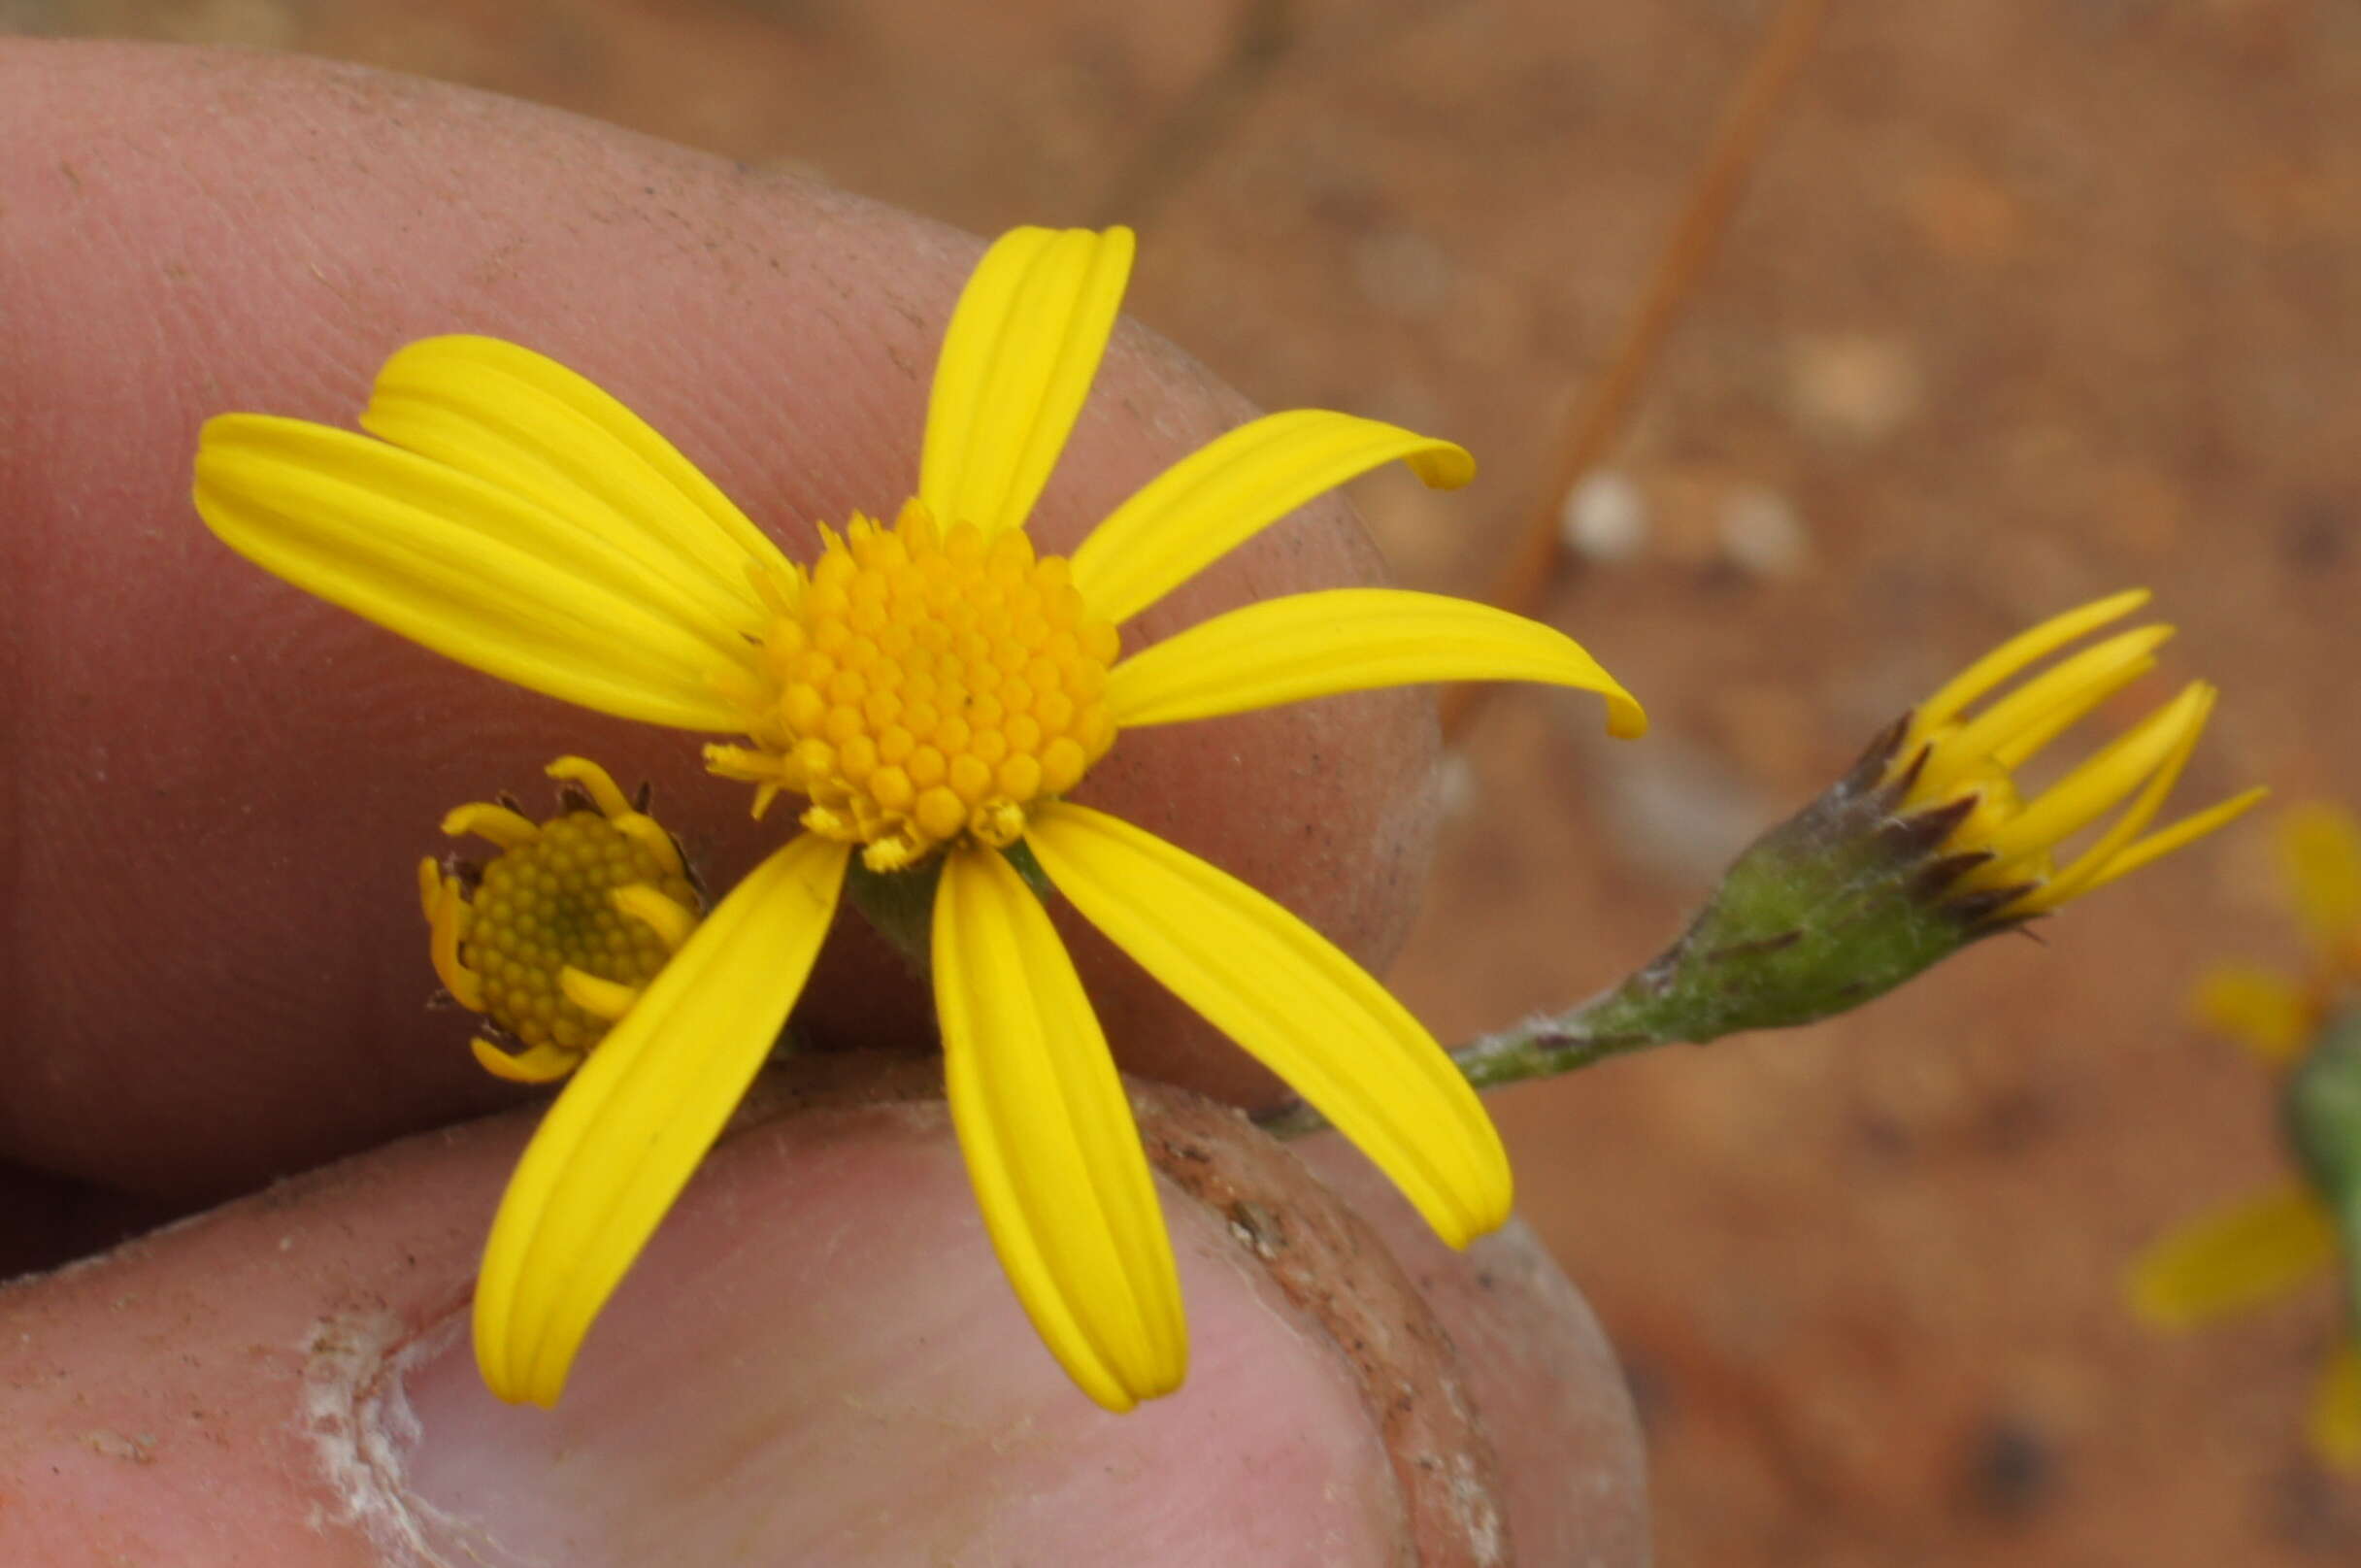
[12,0,2360,1561]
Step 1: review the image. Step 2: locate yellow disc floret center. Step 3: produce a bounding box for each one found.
[465,813,699,1051]
[714,501,1120,872]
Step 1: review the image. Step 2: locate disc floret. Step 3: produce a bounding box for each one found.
[420,756,703,1084]
[709,500,1121,872]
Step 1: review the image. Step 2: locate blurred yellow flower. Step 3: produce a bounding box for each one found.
[194,226,1646,1412]
[2129,804,2361,1468]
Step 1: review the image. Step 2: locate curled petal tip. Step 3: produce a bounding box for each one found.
[1408,441,1477,490]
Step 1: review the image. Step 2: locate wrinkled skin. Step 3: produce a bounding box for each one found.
[0,42,1645,1564]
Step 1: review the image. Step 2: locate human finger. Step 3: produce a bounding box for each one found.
[0,1064,1641,1565]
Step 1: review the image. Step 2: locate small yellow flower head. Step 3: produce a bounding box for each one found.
[421,756,702,1085]
[708,505,1121,871]
[1582,590,2260,1049]
[1887,589,2264,925]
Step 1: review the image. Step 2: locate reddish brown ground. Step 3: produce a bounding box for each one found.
[15,0,2361,1560]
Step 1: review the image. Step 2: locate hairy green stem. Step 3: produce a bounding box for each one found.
[1258,719,2014,1140]
[1254,974,1679,1139]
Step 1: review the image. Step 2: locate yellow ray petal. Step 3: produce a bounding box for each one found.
[1070,411,1476,628]
[546,754,641,821]
[920,227,1135,536]
[472,1038,582,1085]
[416,856,448,924]
[2278,803,2361,960]
[424,872,482,1012]
[2192,963,2315,1066]
[2012,686,2213,912]
[473,833,849,1406]
[2310,1339,2361,1470]
[197,416,749,731]
[1104,586,1645,739]
[1914,626,2173,802]
[1906,589,2150,750]
[442,801,543,850]
[363,336,787,635]
[1024,802,1512,1248]
[558,965,642,1023]
[1988,648,2168,771]
[2070,786,2269,901]
[610,815,691,882]
[1981,684,2209,868]
[933,846,1186,1412]
[2127,1181,2336,1330]
[613,884,700,952]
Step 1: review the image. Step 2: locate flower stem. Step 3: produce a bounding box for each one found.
[1256,973,1680,1139]
[1258,721,1999,1141]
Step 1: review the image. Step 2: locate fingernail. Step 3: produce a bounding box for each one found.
[381,1101,1407,1565]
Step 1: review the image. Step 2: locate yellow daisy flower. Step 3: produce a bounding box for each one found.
[2129,804,2361,1468]
[1884,589,2263,923]
[192,226,1645,1413]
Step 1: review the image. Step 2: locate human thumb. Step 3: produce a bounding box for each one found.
[0,1057,1643,1566]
